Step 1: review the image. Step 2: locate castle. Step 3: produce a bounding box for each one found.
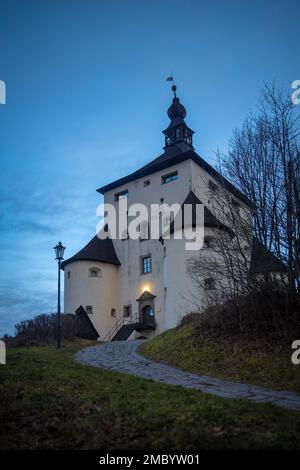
[62,86,283,341]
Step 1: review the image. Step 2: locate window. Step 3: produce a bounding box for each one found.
[111,308,116,317]
[204,278,215,290]
[143,179,150,187]
[114,190,128,201]
[86,305,93,315]
[67,271,71,279]
[89,267,102,278]
[204,236,215,248]
[161,171,178,184]
[123,305,132,318]
[232,198,240,212]
[141,254,151,274]
[209,180,218,192]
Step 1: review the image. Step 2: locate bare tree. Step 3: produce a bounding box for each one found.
[186,185,254,310]
[223,83,300,291]
[186,83,299,328]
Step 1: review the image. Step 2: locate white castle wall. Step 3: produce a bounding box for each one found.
[64,260,120,340]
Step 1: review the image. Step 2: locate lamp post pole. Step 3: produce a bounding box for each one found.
[54,242,66,350]
[57,258,61,350]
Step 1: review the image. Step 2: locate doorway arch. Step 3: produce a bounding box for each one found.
[142,305,155,327]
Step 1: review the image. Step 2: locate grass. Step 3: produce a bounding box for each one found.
[0,341,300,449]
[140,326,300,393]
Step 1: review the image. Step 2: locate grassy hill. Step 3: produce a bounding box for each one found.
[1,341,300,449]
[140,323,300,393]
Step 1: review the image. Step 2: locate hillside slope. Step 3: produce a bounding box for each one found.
[140,324,300,393]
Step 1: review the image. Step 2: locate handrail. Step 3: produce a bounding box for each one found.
[102,313,139,342]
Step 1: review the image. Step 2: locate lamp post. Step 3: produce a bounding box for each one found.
[54,242,65,350]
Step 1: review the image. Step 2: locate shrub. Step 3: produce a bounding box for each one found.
[5,313,81,347]
[180,289,300,344]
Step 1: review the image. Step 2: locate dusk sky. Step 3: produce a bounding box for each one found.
[0,0,299,335]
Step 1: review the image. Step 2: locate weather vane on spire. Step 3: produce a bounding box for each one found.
[166,74,177,97]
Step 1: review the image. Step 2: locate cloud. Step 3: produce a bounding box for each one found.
[0,185,101,336]
[0,285,57,336]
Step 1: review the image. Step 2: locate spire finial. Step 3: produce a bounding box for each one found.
[166,75,177,98]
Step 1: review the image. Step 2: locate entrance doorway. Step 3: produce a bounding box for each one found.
[142,305,155,327]
[136,290,156,330]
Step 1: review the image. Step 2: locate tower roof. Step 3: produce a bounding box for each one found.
[170,190,234,236]
[250,239,287,274]
[61,234,121,269]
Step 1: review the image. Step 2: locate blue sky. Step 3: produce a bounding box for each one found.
[0,0,299,335]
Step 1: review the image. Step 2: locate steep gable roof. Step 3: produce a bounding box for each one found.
[250,239,287,274]
[61,235,121,269]
[170,190,234,236]
[97,145,253,207]
[74,306,99,339]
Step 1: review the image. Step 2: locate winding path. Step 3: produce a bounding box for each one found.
[75,340,300,412]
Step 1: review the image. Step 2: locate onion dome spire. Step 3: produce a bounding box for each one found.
[163,81,194,150]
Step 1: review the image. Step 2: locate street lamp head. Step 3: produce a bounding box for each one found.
[54,241,65,260]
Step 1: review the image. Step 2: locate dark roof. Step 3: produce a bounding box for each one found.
[75,306,99,340]
[61,235,121,269]
[170,190,234,236]
[250,239,287,274]
[97,146,253,207]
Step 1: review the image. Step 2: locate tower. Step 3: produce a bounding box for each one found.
[163,84,194,151]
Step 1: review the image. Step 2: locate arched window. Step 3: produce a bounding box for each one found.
[88,267,102,278]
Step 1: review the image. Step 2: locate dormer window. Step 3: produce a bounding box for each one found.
[162,171,178,184]
[114,190,128,201]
